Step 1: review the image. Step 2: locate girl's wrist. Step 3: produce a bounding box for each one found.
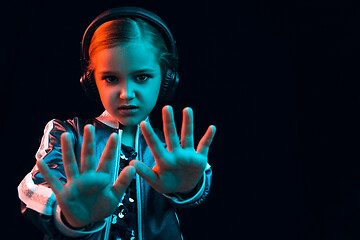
[60,212,87,230]
[175,175,204,198]
[54,205,107,237]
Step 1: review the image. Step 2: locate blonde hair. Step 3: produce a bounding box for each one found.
[88,18,170,75]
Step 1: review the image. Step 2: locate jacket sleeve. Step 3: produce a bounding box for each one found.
[17,119,105,239]
[163,163,212,208]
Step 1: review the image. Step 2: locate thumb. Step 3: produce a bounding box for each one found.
[129,160,158,188]
[112,166,136,199]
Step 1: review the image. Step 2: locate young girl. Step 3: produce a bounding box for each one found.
[17,7,216,240]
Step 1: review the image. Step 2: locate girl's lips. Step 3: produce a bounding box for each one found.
[118,105,139,115]
[118,105,138,110]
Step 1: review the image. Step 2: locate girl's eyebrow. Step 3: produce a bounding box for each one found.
[131,68,156,74]
[97,68,156,75]
[96,71,117,75]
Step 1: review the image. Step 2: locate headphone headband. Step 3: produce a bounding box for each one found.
[81,7,178,69]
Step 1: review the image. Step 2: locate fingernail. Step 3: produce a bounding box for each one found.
[61,132,70,140]
[85,124,94,131]
[211,125,217,134]
[140,121,150,129]
[184,107,193,114]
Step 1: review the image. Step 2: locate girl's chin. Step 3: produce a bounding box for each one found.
[107,108,149,128]
[116,115,144,128]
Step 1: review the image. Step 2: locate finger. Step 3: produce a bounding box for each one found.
[81,124,96,173]
[129,160,158,187]
[96,132,118,173]
[112,166,136,200]
[140,121,167,162]
[162,105,180,152]
[181,107,194,149]
[196,125,217,156]
[61,132,79,180]
[36,159,63,194]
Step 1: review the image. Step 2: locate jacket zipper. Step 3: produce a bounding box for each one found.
[103,129,123,240]
[135,125,143,240]
[103,123,144,240]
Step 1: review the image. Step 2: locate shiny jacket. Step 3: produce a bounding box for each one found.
[18,111,212,239]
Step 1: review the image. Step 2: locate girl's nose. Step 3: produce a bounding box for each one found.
[119,81,135,100]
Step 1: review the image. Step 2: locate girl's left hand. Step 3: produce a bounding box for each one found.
[130,105,216,194]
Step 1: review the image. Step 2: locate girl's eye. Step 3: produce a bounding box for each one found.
[103,76,118,84]
[135,74,151,83]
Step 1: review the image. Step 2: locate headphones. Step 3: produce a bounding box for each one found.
[80,7,179,102]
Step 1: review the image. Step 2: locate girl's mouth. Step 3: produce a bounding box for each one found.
[118,105,139,115]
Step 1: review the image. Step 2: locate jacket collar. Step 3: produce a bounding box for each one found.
[96,110,149,129]
[96,110,120,129]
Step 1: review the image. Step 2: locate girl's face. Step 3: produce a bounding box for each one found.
[93,42,162,127]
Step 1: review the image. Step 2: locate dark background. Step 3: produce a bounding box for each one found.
[2,0,360,239]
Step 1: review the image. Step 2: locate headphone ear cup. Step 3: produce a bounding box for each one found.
[159,67,179,101]
[80,71,100,102]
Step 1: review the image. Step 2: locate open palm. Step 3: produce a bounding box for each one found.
[130,106,216,194]
[37,125,135,228]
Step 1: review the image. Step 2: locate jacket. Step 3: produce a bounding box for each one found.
[17,111,212,239]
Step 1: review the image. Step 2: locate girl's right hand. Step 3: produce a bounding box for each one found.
[37,124,135,229]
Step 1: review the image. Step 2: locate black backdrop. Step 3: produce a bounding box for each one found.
[2,0,360,239]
